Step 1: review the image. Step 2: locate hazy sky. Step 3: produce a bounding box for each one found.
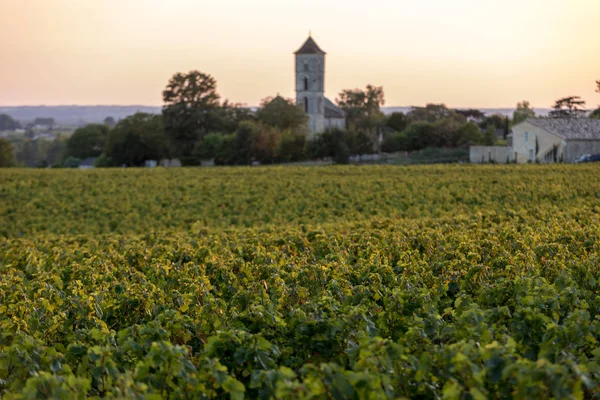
[1,0,599,108]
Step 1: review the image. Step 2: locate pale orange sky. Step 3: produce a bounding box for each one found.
[1,0,599,108]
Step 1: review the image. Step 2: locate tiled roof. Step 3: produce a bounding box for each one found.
[527,118,600,141]
[294,37,325,55]
[324,98,344,119]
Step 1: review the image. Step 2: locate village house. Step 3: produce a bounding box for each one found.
[471,118,600,163]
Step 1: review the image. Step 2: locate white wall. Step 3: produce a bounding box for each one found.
[469,146,513,163]
[511,121,564,163]
[324,117,345,131]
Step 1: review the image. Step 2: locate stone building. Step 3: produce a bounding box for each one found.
[510,118,600,163]
[470,118,600,163]
[294,36,345,134]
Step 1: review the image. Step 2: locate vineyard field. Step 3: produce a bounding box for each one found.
[1,165,600,399]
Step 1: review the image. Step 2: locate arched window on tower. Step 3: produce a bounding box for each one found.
[318,98,323,113]
[304,77,308,91]
[303,61,309,73]
[304,97,309,113]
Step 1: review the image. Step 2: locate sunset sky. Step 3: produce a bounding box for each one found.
[1,0,599,108]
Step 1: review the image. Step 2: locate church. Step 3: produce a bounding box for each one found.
[294,36,345,134]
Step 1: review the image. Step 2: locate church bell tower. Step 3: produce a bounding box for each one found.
[295,35,326,134]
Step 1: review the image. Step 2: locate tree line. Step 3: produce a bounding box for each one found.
[1,75,599,168]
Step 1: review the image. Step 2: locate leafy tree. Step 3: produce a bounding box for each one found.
[453,122,483,146]
[513,101,536,125]
[455,109,485,122]
[386,112,407,132]
[257,96,308,131]
[592,81,600,119]
[479,114,504,130]
[46,136,68,166]
[67,124,109,159]
[381,131,408,153]
[549,96,586,119]
[483,124,497,145]
[407,104,456,123]
[434,117,464,147]
[277,130,306,163]
[305,131,335,160]
[0,138,15,167]
[214,134,235,165]
[106,113,168,167]
[232,121,280,165]
[0,114,21,131]
[337,85,385,135]
[15,138,59,167]
[404,121,437,151]
[162,71,221,157]
[216,100,254,133]
[353,129,376,155]
[192,133,225,161]
[104,116,116,127]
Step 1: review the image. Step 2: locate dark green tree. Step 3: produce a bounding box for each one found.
[216,100,254,133]
[104,117,116,127]
[192,133,225,162]
[0,114,21,131]
[46,136,68,167]
[454,109,485,122]
[381,131,408,153]
[66,124,108,159]
[257,96,308,131]
[106,113,168,166]
[386,112,407,132]
[483,124,497,145]
[434,117,464,147]
[231,121,280,165]
[162,71,221,157]
[404,121,437,151]
[407,104,456,123]
[0,138,15,167]
[453,122,483,146]
[276,130,307,163]
[549,96,586,119]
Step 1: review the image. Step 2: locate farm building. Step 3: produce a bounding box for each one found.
[471,118,600,163]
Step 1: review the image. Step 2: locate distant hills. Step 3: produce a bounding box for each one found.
[0,105,552,127]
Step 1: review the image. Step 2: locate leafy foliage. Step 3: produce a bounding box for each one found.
[162,71,222,156]
[2,165,600,398]
[105,113,168,166]
[549,96,587,119]
[257,96,307,132]
[513,101,536,125]
[66,124,109,159]
[0,138,15,167]
[0,114,21,131]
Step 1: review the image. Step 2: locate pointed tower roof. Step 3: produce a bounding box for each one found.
[294,36,326,55]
